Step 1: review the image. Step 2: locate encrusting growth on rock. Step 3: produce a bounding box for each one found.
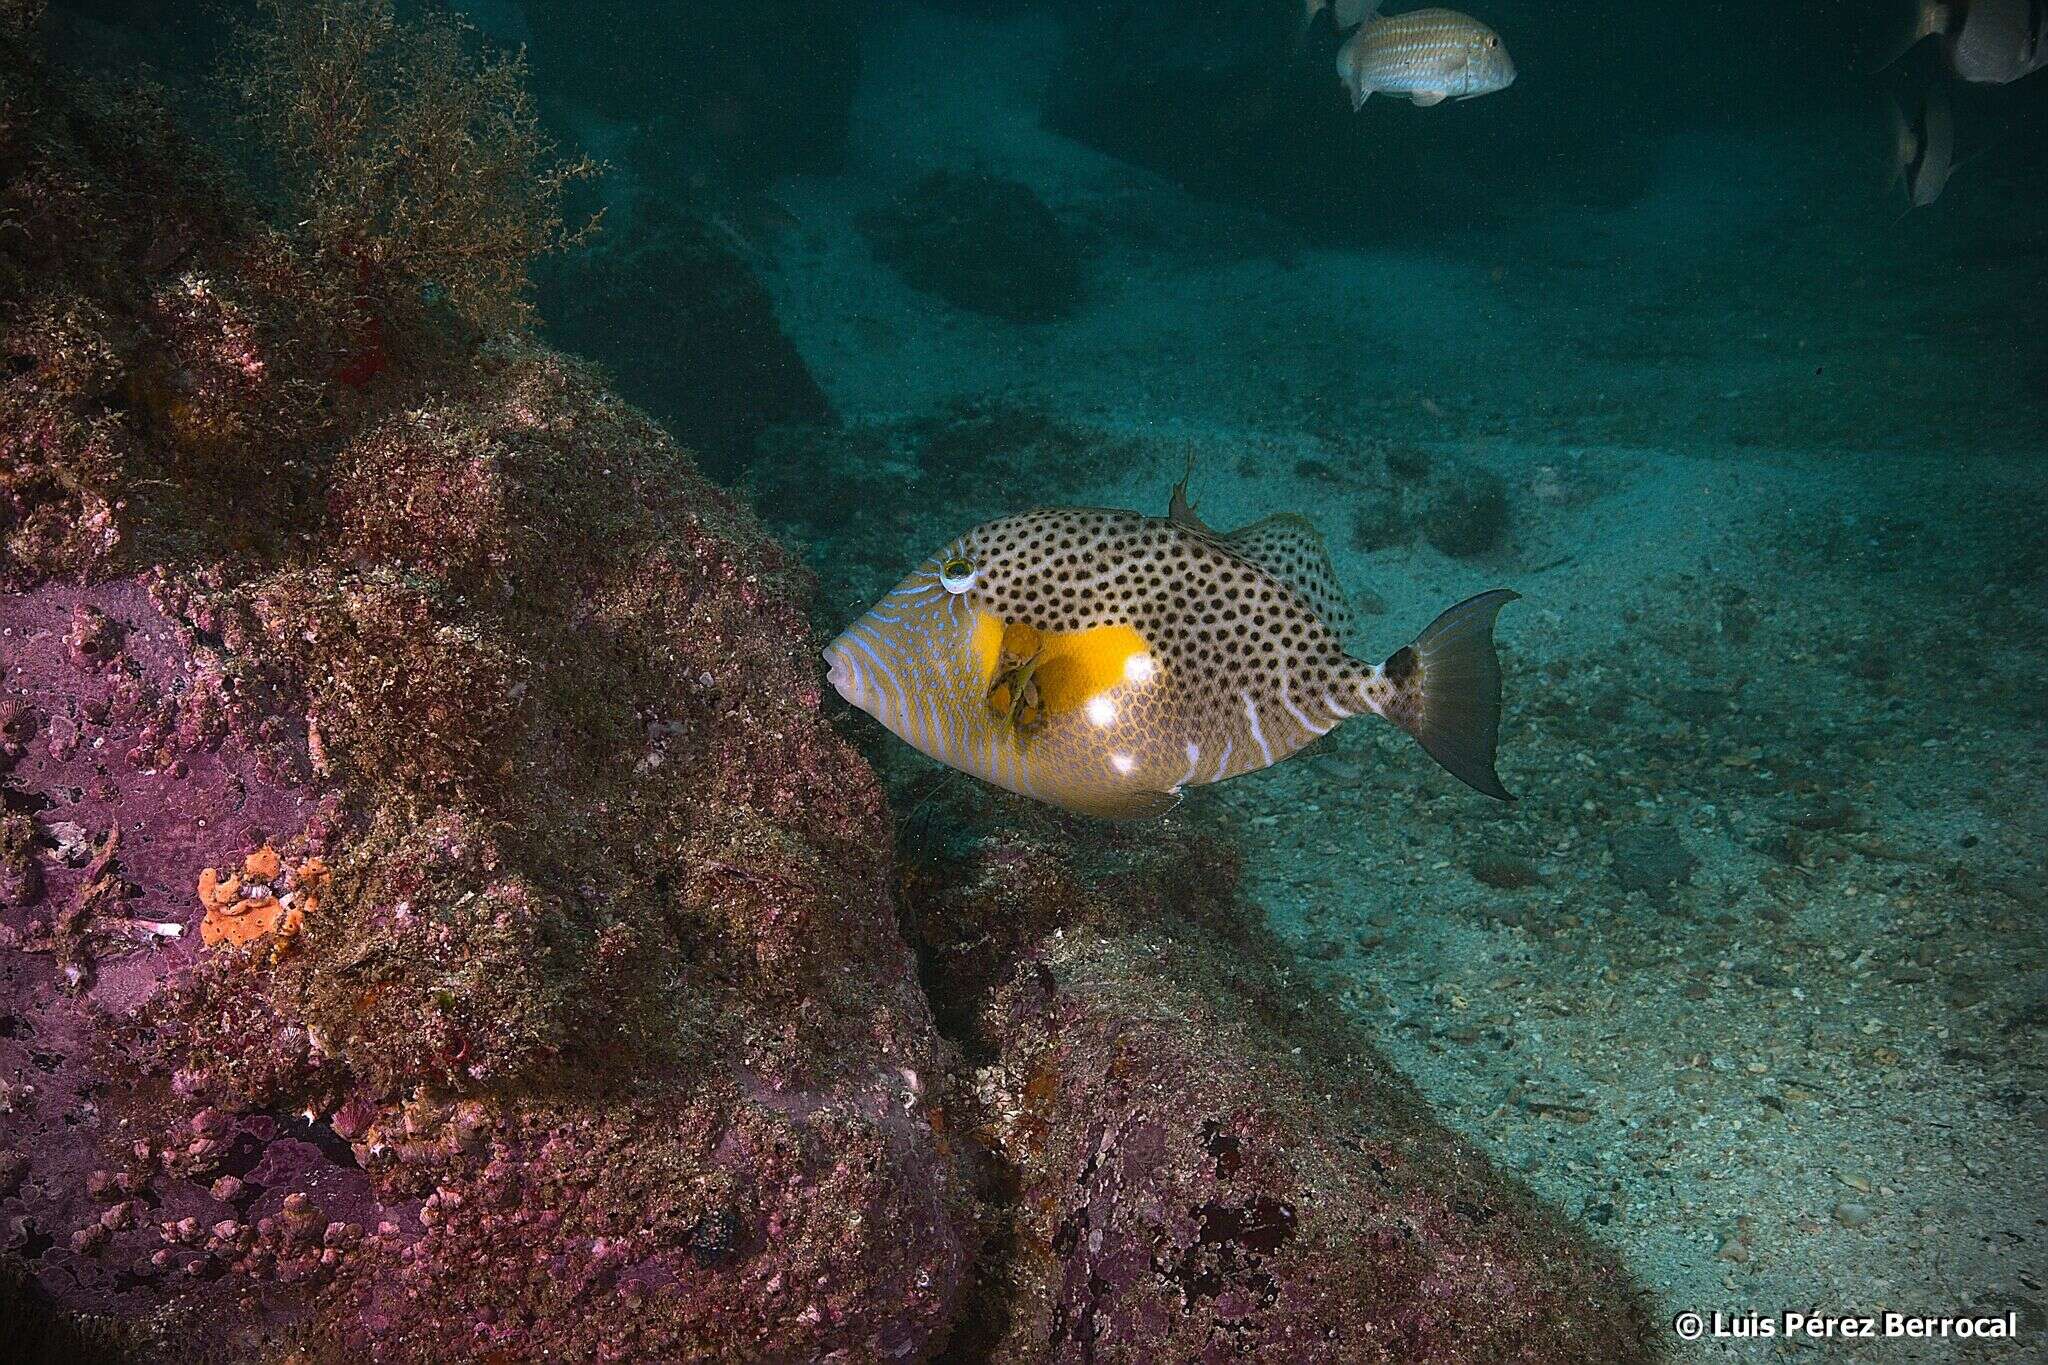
[196,845,327,955]
[229,0,602,334]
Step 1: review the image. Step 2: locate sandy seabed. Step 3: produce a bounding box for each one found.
[746,8,2048,1359]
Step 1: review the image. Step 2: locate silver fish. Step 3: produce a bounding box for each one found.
[1299,0,1381,51]
[825,477,1517,819]
[1883,0,2047,82]
[1890,84,1955,208]
[1337,7,1516,109]
[1949,0,2048,83]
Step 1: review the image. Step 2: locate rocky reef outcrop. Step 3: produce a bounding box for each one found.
[524,0,862,183]
[895,799,1652,1362]
[858,171,1087,323]
[2,22,1653,1364]
[537,196,834,478]
[1,41,966,1361]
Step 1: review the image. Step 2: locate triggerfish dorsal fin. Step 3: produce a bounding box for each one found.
[1220,513,1356,641]
[1166,459,1218,536]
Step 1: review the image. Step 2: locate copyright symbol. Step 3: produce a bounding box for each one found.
[1673,1311,1705,1341]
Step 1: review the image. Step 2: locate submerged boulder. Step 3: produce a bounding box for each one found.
[859,171,1087,323]
[537,197,834,478]
[524,0,862,181]
[1,55,968,1363]
[1040,0,1673,228]
[900,814,1655,1362]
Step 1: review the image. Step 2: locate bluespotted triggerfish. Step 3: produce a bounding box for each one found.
[824,477,1517,819]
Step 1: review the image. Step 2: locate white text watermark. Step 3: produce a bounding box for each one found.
[1671,1310,2021,1344]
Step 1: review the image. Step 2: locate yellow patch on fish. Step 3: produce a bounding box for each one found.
[825,476,1519,819]
[1002,621,1147,719]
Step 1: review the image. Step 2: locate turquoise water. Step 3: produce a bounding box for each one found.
[728,6,2044,1353]
[21,1,2048,1358]
[700,6,2046,1354]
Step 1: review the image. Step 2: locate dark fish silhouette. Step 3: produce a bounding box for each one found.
[1890,84,1956,208]
[1882,0,2047,83]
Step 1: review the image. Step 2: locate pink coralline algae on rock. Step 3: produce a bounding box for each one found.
[900,823,1656,1363]
[0,577,339,1317]
[1,46,971,1364]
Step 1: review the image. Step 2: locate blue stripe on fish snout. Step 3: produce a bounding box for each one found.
[845,629,908,725]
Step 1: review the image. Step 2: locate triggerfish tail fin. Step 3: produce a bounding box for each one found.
[1363,589,1518,800]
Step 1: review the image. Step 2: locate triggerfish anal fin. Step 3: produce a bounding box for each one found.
[1219,514,1355,641]
[1068,785,1184,821]
[1367,588,1518,800]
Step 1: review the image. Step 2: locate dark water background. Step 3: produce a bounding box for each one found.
[45,1,2048,477]
[49,1,2048,224]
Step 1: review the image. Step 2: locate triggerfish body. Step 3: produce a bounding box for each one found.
[824,478,1517,819]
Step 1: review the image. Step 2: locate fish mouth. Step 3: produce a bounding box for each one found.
[823,638,862,707]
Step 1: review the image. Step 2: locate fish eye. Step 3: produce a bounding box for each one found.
[1485,34,1499,47]
[939,556,977,594]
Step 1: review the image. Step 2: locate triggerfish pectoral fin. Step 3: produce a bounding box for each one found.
[1367,588,1518,801]
[1025,623,1151,718]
